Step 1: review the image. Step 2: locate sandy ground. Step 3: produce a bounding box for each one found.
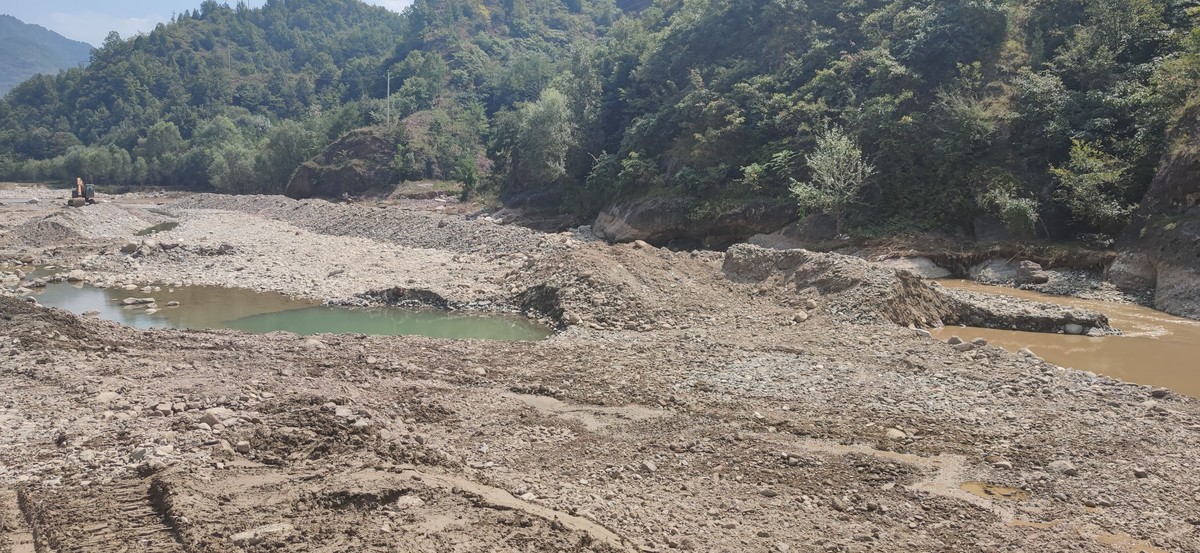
[0,186,1198,552]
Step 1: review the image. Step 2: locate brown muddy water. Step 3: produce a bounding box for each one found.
[931,280,1200,397]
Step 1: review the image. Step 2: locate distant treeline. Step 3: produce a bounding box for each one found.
[2,0,1199,238]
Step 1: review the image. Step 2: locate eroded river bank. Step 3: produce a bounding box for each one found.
[0,185,1197,553]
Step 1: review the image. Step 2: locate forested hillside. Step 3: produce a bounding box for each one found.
[2,0,1199,240]
[0,15,92,95]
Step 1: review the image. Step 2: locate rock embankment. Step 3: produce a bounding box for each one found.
[722,244,1113,334]
[934,285,1112,335]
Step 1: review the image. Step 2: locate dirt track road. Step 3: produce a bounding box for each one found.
[0,186,1197,552]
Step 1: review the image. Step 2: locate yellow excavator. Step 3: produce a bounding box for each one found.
[68,177,95,207]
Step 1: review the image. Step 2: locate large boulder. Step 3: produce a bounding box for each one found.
[286,128,398,200]
[1015,260,1050,285]
[593,198,797,249]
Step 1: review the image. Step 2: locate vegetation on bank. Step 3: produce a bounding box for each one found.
[2,0,1200,240]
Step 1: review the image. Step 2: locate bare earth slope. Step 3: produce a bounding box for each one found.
[0,189,1197,552]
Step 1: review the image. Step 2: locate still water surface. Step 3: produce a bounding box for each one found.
[29,283,552,341]
[931,280,1200,397]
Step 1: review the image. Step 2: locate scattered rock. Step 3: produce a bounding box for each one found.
[1048,460,1078,476]
[1015,260,1051,285]
[303,338,327,350]
[200,407,235,427]
[230,523,294,546]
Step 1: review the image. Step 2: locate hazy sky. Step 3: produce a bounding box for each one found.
[2,0,415,46]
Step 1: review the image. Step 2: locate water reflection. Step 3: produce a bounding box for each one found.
[25,283,552,341]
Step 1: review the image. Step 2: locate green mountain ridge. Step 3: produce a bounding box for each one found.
[0,14,92,96]
[1,0,1199,242]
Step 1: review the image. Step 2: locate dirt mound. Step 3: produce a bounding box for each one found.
[722,244,955,327]
[7,218,79,248]
[501,242,732,331]
[0,296,127,351]
[7,203,164,248]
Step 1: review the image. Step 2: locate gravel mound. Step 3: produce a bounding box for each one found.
[722,244,956,327]
[7,203,163,247]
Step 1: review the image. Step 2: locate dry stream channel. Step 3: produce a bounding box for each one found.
[933,279,1200,397]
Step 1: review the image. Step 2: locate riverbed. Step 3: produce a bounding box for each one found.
[933,279,1200,396]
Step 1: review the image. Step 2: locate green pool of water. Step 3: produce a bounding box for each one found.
[26,283,552,341]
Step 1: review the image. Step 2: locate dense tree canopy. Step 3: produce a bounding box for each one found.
[2,0,1200,240]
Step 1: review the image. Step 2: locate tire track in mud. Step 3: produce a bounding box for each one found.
[765,438,1005,515]
[18,478,184,553]
[766,437,1182,553]
[390,465,638,552]
[1,488,36,553]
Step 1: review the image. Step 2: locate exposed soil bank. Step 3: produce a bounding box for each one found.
[1,187,1198,552]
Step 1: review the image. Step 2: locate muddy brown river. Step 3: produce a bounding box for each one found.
[932,280,1200,397]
